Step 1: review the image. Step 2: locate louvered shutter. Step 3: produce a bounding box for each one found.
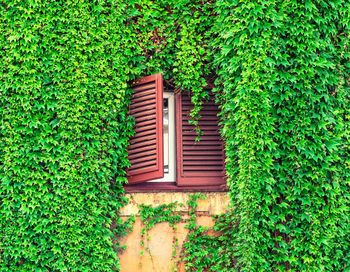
[176,92,225,186]
[127,74,164,184]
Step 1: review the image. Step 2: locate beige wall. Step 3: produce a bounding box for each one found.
[118,192,230,272]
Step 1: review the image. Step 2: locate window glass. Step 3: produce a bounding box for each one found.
[150,92,175,182]
[164,98,169,174]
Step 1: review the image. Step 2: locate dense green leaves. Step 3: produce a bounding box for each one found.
[213,0,350,270]
[1,0,349,271]
[0,1,135,271]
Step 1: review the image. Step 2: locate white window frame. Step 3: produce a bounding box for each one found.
[150,91,176,182]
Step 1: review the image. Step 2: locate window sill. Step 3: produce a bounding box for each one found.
[124,182,228,193]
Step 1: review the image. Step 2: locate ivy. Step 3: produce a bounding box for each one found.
[0,1,136,271]
[179,194,237,272]
[181,194,219,272]
[138,202,182,270]
[139,202,182,232]
[137,194,234,272]
[213,0,350,271]
[1,0,349,271]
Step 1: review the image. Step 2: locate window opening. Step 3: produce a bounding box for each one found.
[164,97,169,174]
[151,91,175,182]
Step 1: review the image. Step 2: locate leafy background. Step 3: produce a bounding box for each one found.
[0,0,349,271]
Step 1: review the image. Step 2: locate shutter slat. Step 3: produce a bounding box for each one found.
[133,109,156,119]
[182,111,218,116]
[183,140,221,146]
[129,149,157,160]
[128,143,156,155]
[129,154,157,165]
[135,114,156,123]
[183,155,223,161]
[134,123,156,134]
[182,135,221,141]
[134,119,156,129]
[183,130,219,136]
[183,150,223,156]
[183,165,224,171]
[133,87,156,95]
[132,99,155,110]
[133,82,156,92]
[182,116,218,121]
[182,120,219,126]
[129,161,157,173]
[183,145,221,151]
[130,91,156,103]
[133,88,155,98]
[127,74,164,184]
[130,130,156,144]
[130,134,156,146]
[183,125,219,130]
[176,92,225,187]
[129,137,156,151]
[133,89,156,100]
[182,105,218,110]
[130,104,155,115]
[131,99,155,111]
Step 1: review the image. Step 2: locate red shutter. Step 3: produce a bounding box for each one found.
[127,74,164,184]
[176,92,225,187]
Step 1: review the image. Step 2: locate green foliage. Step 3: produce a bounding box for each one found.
[139,202,182,232]
[182,194,217,272]
[1,0,349,271]
[0,1,136,271]
[181,194,238,272]
[138,202,181,264]
[137,194,231,272]
[213,0,350,271]
[119,0,216,126]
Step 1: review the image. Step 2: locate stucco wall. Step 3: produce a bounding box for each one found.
[118,192,230,272]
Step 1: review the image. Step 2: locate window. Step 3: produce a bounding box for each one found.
[151,91,176,182]
[126,74,226,191]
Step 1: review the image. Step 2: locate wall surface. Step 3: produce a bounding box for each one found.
[118,192,230,272]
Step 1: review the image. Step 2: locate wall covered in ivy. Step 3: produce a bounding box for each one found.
[0,0,349,271]
[213,1,350,271]
[0,1,135,271]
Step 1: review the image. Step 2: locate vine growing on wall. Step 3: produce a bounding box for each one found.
[138,202,182,271]
[0,1,138,271]
[1,0,349,271]
[213,0,350,271]
[136,194,240,272]
[180,193,222,272]
[137,194,235,272]
[139,203,181,261]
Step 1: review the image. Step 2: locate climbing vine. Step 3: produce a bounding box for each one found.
[137,194,238,272]
[138,202,182,271]
[213,0,350,271]
[181,194,222,272]
[137,194,234,272]
[0,1,136,271]
[1,0,349,271]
